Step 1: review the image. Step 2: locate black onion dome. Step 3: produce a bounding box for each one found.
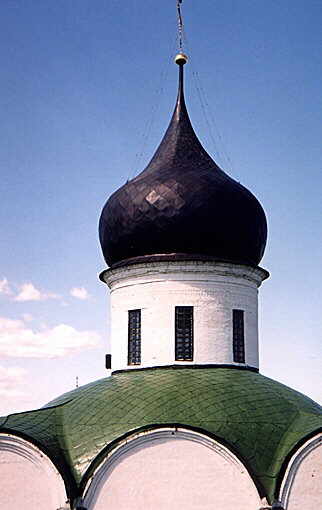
[99,63,267,268]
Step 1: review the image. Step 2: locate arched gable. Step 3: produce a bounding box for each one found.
[0,432,68,509]
[82,427,262,510]
[278,432,322,509]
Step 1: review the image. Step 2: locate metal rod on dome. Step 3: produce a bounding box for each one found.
[176,0,184,53]
[175,0,188,101]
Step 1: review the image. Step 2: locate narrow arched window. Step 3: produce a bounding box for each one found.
[233,309,245,363]
[175,306,193,361]
[128,309,141,365]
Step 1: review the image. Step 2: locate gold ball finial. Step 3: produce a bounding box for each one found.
[175,53,188,65]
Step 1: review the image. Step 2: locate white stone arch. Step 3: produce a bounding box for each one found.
[0,432,69,510]
[278,431,322,509]
[82,426,262,510]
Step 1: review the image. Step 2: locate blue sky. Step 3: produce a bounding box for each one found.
[0,0,321,414]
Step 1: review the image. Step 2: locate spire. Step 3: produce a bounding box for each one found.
[145,51,206,173]
[175,52,188,106]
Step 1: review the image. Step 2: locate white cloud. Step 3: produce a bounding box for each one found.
[14,283,59,302]
[0,365,27,399]
[0,316,100,359]
[0,364,36,416]
[0,278,12,296]
[70,287,90,300]
[22,313,33,322]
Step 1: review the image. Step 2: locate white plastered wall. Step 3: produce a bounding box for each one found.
[279,432,322,509]
[0,433,68,510]
[103,260,268,372]
[83,428,262,510]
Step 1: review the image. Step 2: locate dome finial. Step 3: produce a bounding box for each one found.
[174,52,187,103]
[175,53,188,66]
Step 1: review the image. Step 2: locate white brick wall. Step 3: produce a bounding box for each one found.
[102,261,268,372]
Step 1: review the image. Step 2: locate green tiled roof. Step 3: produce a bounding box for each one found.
[1,367,321,504]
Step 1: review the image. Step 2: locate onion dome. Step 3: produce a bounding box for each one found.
[99,57,267,268]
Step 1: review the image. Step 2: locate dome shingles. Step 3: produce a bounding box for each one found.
[1,368,321,505]
[0,403,78,500]
[99,64,268,268]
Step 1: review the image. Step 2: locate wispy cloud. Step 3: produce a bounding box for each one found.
[14,283,59,302]
[0,278,12,296]
[70,287,90,300]
[0,316,100,359]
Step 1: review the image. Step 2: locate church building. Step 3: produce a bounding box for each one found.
[0,27,321,510]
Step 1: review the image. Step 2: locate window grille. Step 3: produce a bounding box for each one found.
[233,309,245,363]
[175,306,193,361]
[128,309,141,365]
